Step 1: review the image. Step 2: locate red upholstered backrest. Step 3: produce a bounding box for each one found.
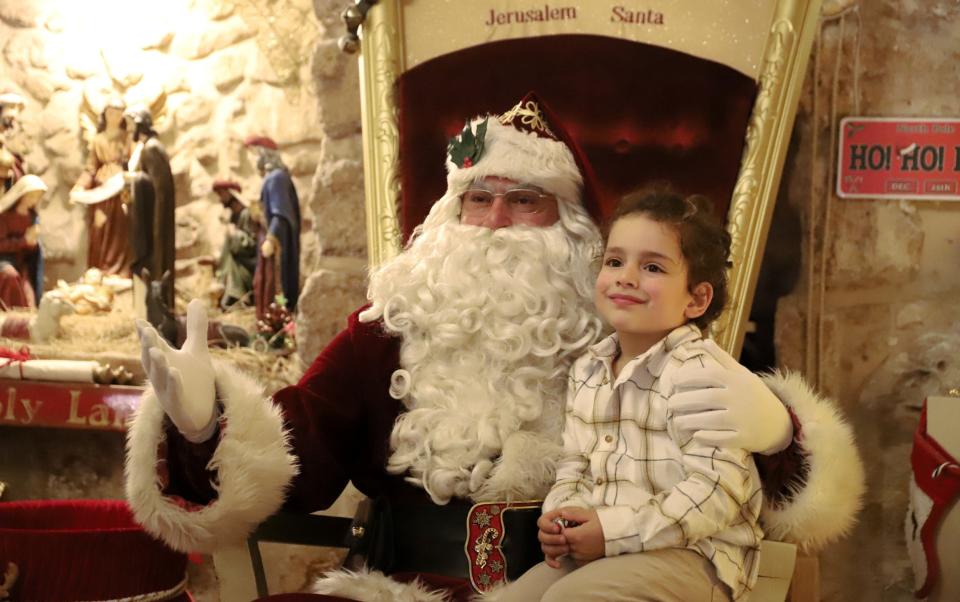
[398,34,757,240]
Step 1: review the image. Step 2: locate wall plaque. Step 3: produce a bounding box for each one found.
[837,117,960,200]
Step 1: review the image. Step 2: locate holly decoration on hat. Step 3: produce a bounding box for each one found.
[447,118,488,168]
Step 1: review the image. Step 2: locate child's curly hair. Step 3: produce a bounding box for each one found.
[604,187,732,329]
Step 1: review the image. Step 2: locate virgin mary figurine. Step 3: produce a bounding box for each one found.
[0,174,45,309]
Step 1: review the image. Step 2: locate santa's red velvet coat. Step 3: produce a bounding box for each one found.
[126,306,865,599]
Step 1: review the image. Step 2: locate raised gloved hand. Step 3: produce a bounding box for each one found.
[135,299,217,443]
[670,339,793,455]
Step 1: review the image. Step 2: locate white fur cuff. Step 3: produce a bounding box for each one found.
[313,567,450,602]
[759,371,865,552]
[125,361,298,553]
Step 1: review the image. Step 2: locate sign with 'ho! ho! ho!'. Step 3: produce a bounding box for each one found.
[837,117,960,200]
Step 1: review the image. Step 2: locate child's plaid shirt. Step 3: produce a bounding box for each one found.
[543,324,763,599]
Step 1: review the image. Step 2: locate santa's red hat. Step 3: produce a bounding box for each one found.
[243,135,278,150]
[444,92,601,222]
[212,179,242,193]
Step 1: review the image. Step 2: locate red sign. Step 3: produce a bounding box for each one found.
[0,379,143,431]
[837,117,960,200]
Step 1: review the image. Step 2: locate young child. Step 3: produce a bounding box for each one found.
[500,189,763,601]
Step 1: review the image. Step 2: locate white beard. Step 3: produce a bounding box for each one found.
[361,219,602,504]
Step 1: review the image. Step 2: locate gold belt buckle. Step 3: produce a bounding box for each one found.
[464,500,541,593]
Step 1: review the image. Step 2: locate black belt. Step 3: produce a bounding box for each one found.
[345,496,543,593]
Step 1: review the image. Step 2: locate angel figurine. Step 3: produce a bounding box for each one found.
[70,97,132,276]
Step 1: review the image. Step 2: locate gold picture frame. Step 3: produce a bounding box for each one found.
[356,0,823,357]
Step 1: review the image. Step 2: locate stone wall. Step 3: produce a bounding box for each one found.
[0,0,369,325]
[0,0,368,597]
[773,1,960,600]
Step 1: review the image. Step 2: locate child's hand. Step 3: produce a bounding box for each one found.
[556,507,605,564]
[537,510,569,568]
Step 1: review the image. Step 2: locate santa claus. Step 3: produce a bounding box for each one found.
[126,95,864,600]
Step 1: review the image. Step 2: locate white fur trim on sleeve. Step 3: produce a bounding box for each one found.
[312,567,450,602]
[125,361,298,553]
[759,371,865,552]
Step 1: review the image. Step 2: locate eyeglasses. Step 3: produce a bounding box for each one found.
[460,188,556,217]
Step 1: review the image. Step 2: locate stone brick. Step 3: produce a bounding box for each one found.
[312,38,345,80]
[173,16,257,61]
[175,198,226,260]
[39,201,85,262]
[295,258,368,364]
[241,84,324,146]
[2,30,42,70]
[42,130,79,158]
[43,11,65,33]
[174,95,216,129]
[315,63,361,139]
[0,1,39,28]
[23,146,49,176]
[22,70,55,103]
[827,202,923,289]
[247,50,285,86]
[142,31,175,52]
[312,0,342,26]
[0,429,126,502]
[288,148,320,177]
[320,132,363,163]
[28,36,48,68]
[65,53,98,80]
[213,51,246,92]
[896,302,926,329]
[101,51,144,89]
[310,158,366,257]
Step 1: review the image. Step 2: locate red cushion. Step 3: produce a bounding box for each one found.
[0,499,189,601]
[398,34,756,239]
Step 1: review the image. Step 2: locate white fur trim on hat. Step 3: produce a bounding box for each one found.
[758,371,866,552]
[445,117,583,209]
[125,361,298,553]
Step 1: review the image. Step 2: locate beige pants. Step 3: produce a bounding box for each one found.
[498,548,733,602]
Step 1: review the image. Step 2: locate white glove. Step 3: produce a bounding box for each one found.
[670,339,793,455]
[135,299,217,443]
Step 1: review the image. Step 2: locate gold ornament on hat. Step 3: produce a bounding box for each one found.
[498,99,557,140]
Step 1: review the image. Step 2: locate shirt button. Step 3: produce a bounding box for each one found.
[595,477,604,485]
[604,435,613,443]
[601,376,609,385]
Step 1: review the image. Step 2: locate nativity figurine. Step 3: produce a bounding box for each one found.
[0,174,45,309]
[244,136,301,320]
[70,98,132,276]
